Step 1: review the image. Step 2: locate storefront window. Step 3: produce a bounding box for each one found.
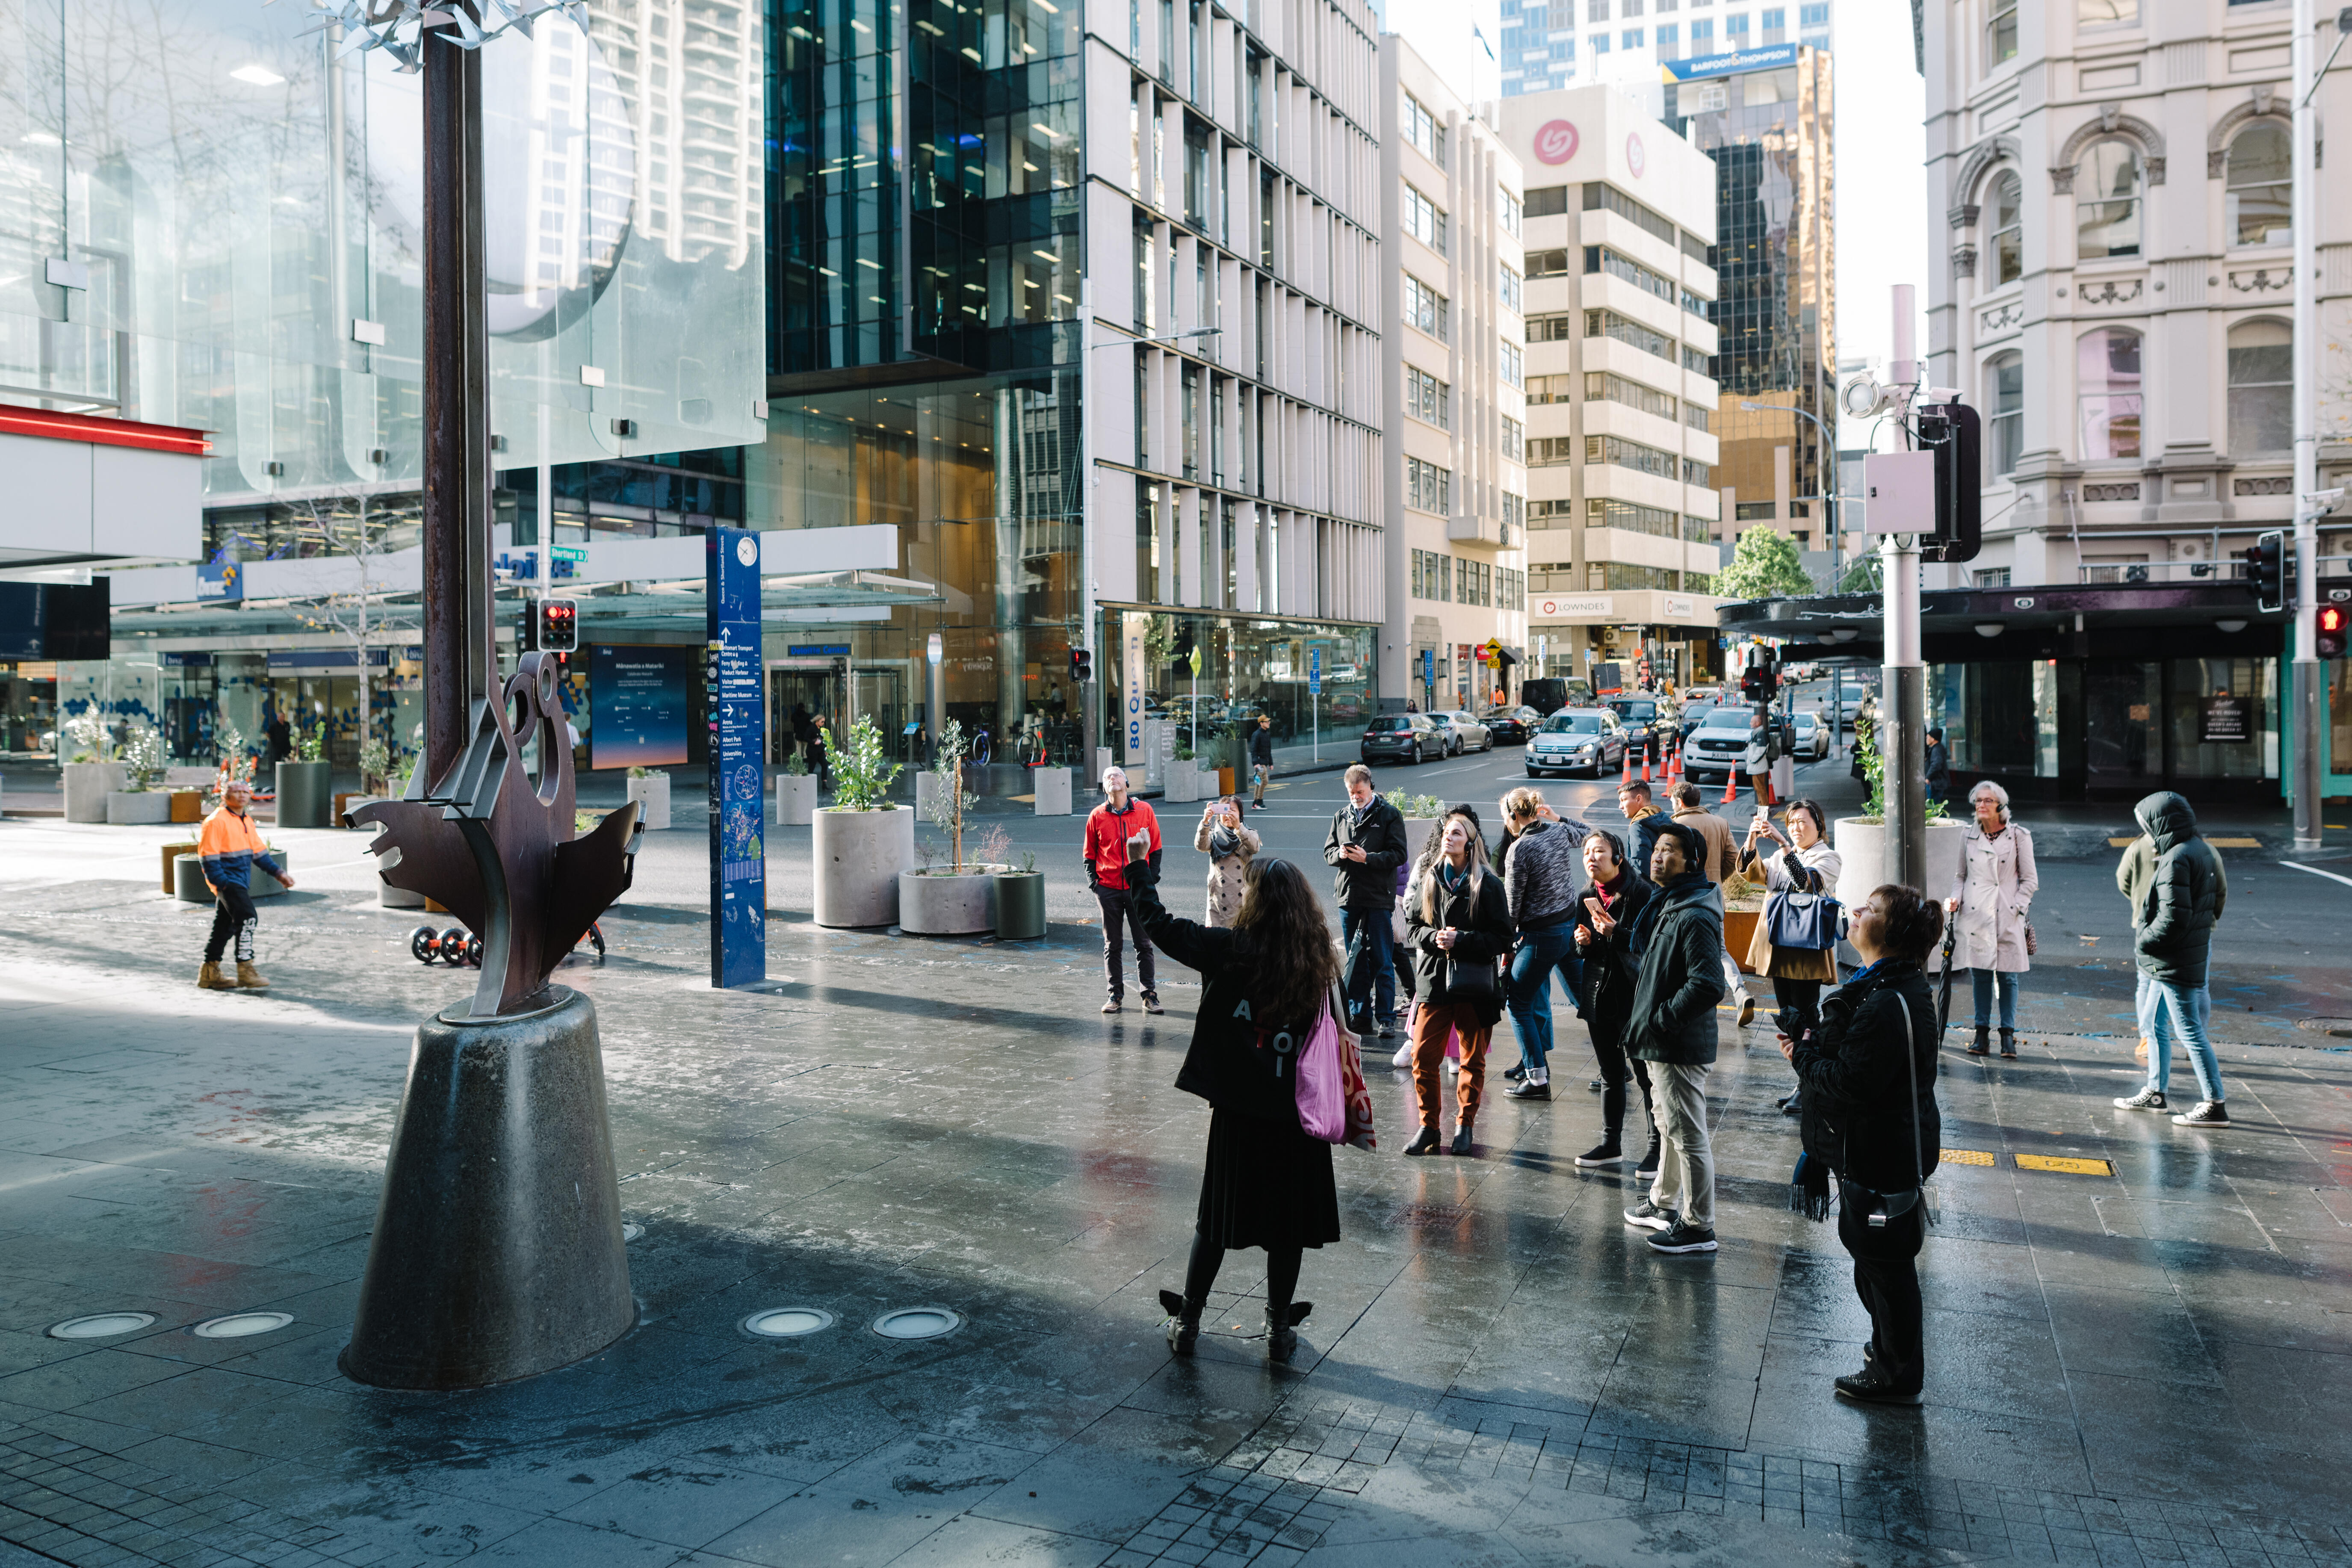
[2170,658,2275,782]
[2082,661,2161,786]
[1934,660,2058,777]
[1107,610,1377,776]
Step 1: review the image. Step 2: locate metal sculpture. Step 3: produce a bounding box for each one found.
[302,0,586,70]
[354,653,641,1018]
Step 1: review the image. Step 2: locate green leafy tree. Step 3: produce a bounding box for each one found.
[1711,526,1817,602]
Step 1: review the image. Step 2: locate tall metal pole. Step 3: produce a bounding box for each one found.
[1882,284,1927,892]
[2290,0,2323,850]
[1078,280,1100,780]
[420,13,491,786]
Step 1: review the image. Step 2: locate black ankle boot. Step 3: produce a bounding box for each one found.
[1999,1028,2017,1058]
[1264,1301,1311,1363]
[1404,1125,1441,1157]
[1158,1289,1200,1355]
[1967,1025,1991,1055]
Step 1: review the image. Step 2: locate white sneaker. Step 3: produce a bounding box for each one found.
[1390,1042,1413,1069]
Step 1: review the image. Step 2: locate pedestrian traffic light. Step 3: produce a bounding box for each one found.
[1738,644,1778,703]
[1070,646,1094,684]
[2320,603,2349,660]
[1918,400,1982,565]
[2241,531,2288,613]
[538,597,578,653]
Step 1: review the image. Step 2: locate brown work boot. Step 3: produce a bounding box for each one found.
[234,962,271,991]
[197,962,235,991]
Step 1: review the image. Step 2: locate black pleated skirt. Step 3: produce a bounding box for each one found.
[1194,1105,1341,1250]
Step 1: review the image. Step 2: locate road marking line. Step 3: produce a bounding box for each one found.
[2281,861,2352,891]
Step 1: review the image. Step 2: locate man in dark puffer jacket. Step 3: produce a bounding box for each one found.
[1622,821,1729,1256]
[2113,791,2230,1126]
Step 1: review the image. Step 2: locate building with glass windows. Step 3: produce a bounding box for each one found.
[1381,39,1530,715]
[1489,87,1725,691]
[1497,0,1835,101]
[1669,43,1836,556]
[1735,0,2352,809]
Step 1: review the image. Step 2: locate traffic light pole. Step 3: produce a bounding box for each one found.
[2290,0,2322,851]
[1882,286,1928,894]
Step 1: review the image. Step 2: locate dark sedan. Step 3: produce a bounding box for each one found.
[1359,713,1441,765]
[1607,697,1673,759]
[1479,705,1539,744]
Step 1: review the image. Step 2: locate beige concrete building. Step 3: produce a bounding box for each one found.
[1378,37,1529,713]
[1490,86,1725,690]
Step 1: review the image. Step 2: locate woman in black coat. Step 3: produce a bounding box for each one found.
[1403,810,1514,1157]
[1126,843,1342,1364]
[1570,830,1657,1172]
[1780,882,1944,1404]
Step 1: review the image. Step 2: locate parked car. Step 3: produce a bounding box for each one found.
[1525,709,1627,778]
[1606,697,1672,759]
[1480,705,1539,744]
[1791,709,1830,761]
[1360,713,1442,765]
[1681,685,1726,706]
[1681,711,1754,783]
[1434,709,1493,753]
[1675,703,1724,746]
[1832,690,1874,731]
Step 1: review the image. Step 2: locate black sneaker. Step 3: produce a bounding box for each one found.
[1647,1220,1718,1255]
[1833,1365,1921,1405]
[1503,1063,1527,1081]
[1635,1139,1662,1176]
[2172,1100,2229,1126]
[1623,1199,1676,1231]
[1574,1141,1627,1169]
[1506,1079,1551,1100]
[2113,1087,2166,1111]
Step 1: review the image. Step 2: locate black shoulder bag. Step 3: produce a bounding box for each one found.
[1836,991,1939,1229]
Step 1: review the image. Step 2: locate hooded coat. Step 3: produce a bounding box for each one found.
[2132,791,2227,987]
[1625,873,1729,1066]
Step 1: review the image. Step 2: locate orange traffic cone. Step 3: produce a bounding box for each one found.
[1642,749,1652,783]
[1721,767,1738,806]
[1621,750,1633,785]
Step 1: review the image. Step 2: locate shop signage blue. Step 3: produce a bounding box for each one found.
[196,562,243,602]
[787,643,850,657]
[707,526,766,989]
[1661,41,1798,80]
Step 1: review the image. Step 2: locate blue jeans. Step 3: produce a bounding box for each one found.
[1341,908,1396,1030]
[1969,969,2019,1031]
[1506,925,1581,1073]
[2145,977,2224,1102]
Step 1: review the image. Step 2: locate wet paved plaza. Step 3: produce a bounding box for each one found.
[3,768,2352,1567]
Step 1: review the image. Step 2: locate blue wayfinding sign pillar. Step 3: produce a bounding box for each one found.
[708,526,766,989]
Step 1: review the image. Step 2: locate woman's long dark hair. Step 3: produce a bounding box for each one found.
[1232,858,1341,1023]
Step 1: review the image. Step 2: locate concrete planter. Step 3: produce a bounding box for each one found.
[898,869,996,935]
[1032,766,1073,817]
[379,876,429,910]
[174,849,292,903]
[106,791,173,825]
[627,773,671,830]
[993,871,1047,940]
[1165,764,1200,803]
[1197,765,1223,801]
[813,806,914,927]
[276,761,334,828]
[775,774,818,826]
[1833,817,1965,912]
[63,761,127,823]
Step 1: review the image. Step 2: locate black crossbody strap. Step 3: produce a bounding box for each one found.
[1892,990,1931,1219]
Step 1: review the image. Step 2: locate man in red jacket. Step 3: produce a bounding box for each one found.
[1083,765,1164,1014]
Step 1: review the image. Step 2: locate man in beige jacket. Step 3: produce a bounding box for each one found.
[1670,781,1750,1022]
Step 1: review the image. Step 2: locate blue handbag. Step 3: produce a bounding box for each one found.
[1765,888,1841,950]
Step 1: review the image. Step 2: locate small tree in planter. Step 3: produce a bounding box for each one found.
[922,719,978,871]
[277,720,335,828]
[904,720,994,933]
[814,715,913,927]
[105,725,175,824]
[61,709,127,822]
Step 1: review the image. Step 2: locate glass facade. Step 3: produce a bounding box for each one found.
[1106,610,1379,777]
[0,2,766,490]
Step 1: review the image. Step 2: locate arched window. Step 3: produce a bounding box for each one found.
[2227,321,2291,453]
[1989,0,2018,64]
[2075,142,2141,259]
[1987,352,2024,474]
[2226,124,2290,248]
[1989,171,2023,285]
[2077,328,2142,460]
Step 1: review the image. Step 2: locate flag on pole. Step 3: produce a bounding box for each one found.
[1473,22,1495,58]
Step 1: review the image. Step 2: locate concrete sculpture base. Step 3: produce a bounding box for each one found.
[340,986,634,1389]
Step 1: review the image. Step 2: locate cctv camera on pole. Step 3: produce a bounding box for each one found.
[1859,285,1929,893]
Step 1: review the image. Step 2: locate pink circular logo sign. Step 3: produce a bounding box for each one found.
[1533,120,1579,165]
[1626,131,1647,177]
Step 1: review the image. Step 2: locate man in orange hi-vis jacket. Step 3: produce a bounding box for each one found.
[196,780,293,991]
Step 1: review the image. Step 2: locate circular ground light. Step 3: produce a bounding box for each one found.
[190,1312,294,1340]
[741,1307,835,1338]
[871,1307,960,1341]
[48,1313,156,1341]
[622,1224,643,1242]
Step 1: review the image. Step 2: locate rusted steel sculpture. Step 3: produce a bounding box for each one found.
[354,653,641,1017]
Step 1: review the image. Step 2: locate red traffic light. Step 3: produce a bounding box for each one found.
[538,597,579,653]
[2320,604,2348,659]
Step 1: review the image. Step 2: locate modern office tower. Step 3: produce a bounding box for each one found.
[1380,37,1529,715]
[1491,87,1724,689]
[1913,0,2352,802]
[1672,43,1836,555]
[1498,0,1835,102]
[757,0,1387,779]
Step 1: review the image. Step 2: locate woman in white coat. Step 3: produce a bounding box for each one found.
[1944,780,2038,1057]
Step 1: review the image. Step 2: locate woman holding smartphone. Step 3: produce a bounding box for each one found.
[1194,796,1262,927]
[1571,831,1658,1170]
[1740,797,1842,1114]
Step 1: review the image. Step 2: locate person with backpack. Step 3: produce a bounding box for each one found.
[1122,845,1342,1365]
[1495,786,1589,1102]
[1781,882,1944,1404]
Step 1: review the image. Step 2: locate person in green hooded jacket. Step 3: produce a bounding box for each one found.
[2112,791,2230,1126]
